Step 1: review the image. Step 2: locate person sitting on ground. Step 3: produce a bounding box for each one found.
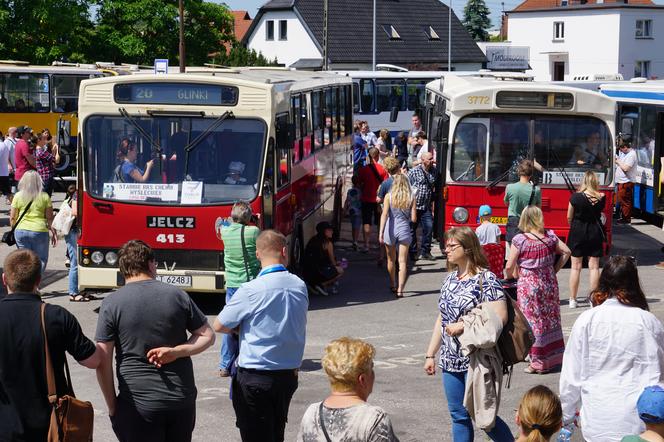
[621,385,664,442]
[515,385,562,442]
[298,337,399,442]
[303,221,344,296]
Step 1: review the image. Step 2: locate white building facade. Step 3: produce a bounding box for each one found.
[507,5,664,81]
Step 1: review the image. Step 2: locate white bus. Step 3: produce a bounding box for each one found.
[425,73,617,250]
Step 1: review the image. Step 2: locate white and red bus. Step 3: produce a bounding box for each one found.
[424,74,617,250]
[76,68,353,293]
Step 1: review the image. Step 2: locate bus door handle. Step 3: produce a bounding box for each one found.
[93,202,114,213]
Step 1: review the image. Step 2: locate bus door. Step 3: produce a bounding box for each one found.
[274,113,294,235]
[427,96,449,238]
[655,111,664,219]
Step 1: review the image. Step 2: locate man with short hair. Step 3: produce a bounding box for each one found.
[408,151,438,261]
[0,249,101,440]
[615,139,638,224]
[95,240,215,442]
[214,230,308,442]
[408,114,423,147]
[13,125,36,182]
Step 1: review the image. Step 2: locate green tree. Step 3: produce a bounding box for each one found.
[215,42,278,68]
[93,0,234,66]
[0,0,95,63]
[462,0,492,42]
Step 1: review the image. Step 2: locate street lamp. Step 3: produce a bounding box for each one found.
[372,0,376,70]
[179,0,185,73]
[448,0,452,72]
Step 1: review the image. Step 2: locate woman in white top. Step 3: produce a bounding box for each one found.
[559,256,664,442]
[298,337,399,442]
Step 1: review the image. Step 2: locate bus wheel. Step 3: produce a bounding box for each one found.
[289,227,304,275]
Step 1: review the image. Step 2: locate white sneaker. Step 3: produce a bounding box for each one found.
[569,299,577,309]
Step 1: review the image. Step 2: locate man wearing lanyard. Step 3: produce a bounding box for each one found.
[214,230,308,442]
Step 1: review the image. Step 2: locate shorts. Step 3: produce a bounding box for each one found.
[0,176,10,196]
[361,202,380,226]
[350,213,362,230]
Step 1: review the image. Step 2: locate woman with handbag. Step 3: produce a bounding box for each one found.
[566,171,605,309]
[506,206,571,374]
[423,227,513,442]
[9,170,56,272]
[215,201,261,377]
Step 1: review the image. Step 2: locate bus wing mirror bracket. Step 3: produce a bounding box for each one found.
[389,107,399,123]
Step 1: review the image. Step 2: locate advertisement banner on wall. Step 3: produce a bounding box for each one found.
[486,46,530,70]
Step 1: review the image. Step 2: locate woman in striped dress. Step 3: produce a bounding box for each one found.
[506,206,571,374]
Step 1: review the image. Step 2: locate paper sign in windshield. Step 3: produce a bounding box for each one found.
[542,171,606,185]
[181,181,203,204]
[103,183,178,201]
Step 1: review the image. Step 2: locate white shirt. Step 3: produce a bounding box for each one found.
[362,131,378,148]
[0,139,9,176]
[4,137,16,169]
[559,298,664,442]
[616,148,637,184]
[475,222,501,245]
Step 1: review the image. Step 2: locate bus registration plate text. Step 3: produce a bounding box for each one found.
[490,216,508,225]
[156,275,192,287]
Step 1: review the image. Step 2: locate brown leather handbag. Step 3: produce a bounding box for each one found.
[41,303,94,442]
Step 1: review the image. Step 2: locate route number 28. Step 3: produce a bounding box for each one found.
[156,233,185,244]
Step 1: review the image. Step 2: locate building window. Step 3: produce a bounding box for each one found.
[636,19,652,38]
[381,24,402,40]
[266,20,274,41]
[279,20,287,40]
[553,21,564,40]
[635,60,651,78]
[423,25,440,40]
[561,0,568,5]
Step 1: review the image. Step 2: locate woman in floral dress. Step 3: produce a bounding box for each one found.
[506,206,571,374]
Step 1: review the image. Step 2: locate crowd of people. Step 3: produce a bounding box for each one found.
[2,117,664,442]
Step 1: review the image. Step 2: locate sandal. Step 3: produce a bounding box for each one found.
[523,365,537,374]
[69,294,89,302]
[396,291,404,299]
[83,293,99,301]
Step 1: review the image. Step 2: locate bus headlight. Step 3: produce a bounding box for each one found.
[452,207,469,224]
[600,213,607,225]
[91,251,104,265]
[105,251,118,266]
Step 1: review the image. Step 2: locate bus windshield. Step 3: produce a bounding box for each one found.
[451,114,612,185]
[84,116,266,205]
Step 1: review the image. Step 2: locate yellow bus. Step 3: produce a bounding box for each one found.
[0,61,102,179]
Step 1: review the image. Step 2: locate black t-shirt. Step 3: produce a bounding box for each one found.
[95,279,207,412]
[0,293,96,439]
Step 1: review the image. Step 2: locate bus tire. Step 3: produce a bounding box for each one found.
[289,226,304,276]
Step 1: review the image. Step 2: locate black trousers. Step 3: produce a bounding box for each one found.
[110,397,196,442]
[232,367,298,442]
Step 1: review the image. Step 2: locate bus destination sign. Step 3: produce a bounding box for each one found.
[114,83,238,106]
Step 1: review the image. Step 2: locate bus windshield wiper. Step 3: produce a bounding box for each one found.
[119,108,163,173]
[487,167,512,189]
[549,149,576,193]
[455,161,475,181]
[183,111,234,179]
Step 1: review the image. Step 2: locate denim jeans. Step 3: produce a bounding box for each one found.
[442,370,513,442]
[65,228,78,295]
[219,286,239,370]
[410,208,433,256]
[15,229,49,274]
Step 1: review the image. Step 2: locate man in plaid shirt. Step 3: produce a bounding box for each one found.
[408,151,438,261]
[34,130,60,196]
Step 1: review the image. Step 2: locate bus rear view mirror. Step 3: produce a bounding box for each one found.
[431,115,449,143]
[389,107,399,123]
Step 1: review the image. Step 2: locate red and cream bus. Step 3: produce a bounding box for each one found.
[76,68,353,293]
[424,74,617,250]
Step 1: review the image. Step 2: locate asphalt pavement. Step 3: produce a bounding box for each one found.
[1,193,664,442]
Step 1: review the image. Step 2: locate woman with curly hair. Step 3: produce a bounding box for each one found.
[559,256,664,442]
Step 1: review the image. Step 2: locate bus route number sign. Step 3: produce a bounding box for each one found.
[114,83,239,106]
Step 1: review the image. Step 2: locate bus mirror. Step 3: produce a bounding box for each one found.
[389,107,399,123]
[276,121,295,148]
[431,115,448,143]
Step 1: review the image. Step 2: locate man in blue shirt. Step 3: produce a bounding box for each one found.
[214,229,308,442]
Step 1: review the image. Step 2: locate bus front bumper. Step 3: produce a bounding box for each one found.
[79,267,226,293]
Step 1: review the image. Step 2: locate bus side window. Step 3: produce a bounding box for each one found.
[325,88,334,146]
[345,85,353,135]
[352,83,360,113]
[360,79,374,113]
[301,93,311,158]
[312,90,323,151]
[334,87,341,139]
[291,95,303,163]
[275,114,291,188]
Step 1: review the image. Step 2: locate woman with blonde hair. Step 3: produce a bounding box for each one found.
[506,206,571,374]
[10,170,56,272]
[424,227,512,441]
[298,337,399,441]
[379,174,416,298]
[566,170,605,308]
[516,385,562,442]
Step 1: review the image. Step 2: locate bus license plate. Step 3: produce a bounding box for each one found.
[490,216,508,225]
[156,275,192,287]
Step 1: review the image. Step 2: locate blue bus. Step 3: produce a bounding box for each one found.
[600,80,664,226]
